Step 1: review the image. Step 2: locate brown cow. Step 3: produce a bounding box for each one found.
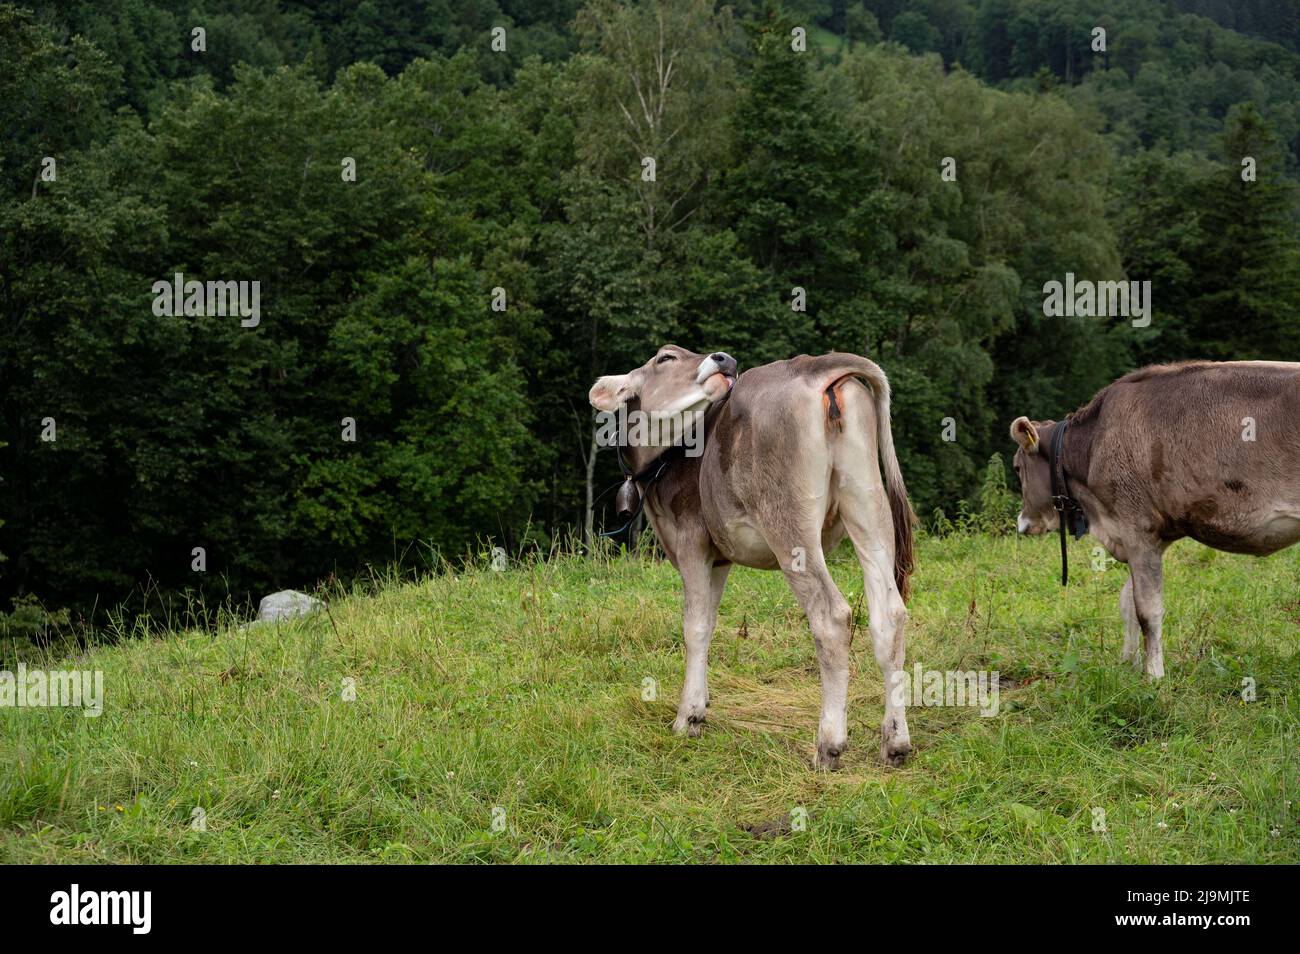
[1011,360,1300,678]
[590,346,915,768]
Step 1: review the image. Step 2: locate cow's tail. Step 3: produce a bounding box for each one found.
[830,357,916,602]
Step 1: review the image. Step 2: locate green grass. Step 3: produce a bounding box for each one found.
[2,532,1297,863]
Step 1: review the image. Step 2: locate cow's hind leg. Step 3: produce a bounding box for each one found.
[778,549,853,770]
[829,379,912,766]
[1119,575,1142,669]
[672,561,730,736]
[838,487,912,766]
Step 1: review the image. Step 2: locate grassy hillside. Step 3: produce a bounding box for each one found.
[2,533,1296,863]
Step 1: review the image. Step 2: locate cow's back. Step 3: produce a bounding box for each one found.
[1084,361,1300,553]
[698,353,887,565]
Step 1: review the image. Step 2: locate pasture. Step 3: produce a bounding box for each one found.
[2,533,1296,863]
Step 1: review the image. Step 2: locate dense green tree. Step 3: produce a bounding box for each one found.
[722,11,861,330]
[2,0,1297,626]
[889,10,940,54]
[1113,106,1300,365]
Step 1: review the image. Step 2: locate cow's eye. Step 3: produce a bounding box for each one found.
[656,354,676,365]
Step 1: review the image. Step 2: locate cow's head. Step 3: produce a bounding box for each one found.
[1009,416,1057,535]
[589,345,737,424]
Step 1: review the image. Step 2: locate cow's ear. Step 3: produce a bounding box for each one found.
[1010,416,1040,453]
[589,373,639,411]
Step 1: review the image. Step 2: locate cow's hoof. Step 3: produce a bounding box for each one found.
[814,743,843,771]
[880,715,911,767]
[880,740,912,767]
[672,713,705,737]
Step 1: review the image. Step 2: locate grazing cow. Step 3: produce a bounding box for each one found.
[1010,360,1300,678]
[589,345,915,768]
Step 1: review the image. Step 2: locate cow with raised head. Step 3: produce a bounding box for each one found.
[1010,360,1300,678]
[590,346,915,769]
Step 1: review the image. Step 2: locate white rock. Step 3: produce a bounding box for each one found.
[256,589,323,622]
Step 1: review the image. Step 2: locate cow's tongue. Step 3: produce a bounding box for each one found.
[704,372,732,398]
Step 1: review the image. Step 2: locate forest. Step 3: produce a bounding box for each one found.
[2,0,1298,628]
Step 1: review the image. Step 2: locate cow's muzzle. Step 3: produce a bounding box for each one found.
[696,352,737,381]
[696,352,737,397]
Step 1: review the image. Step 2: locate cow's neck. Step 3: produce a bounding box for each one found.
[621,441,684,482]
[622,401,724,478]
[1049,414,1099,523]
